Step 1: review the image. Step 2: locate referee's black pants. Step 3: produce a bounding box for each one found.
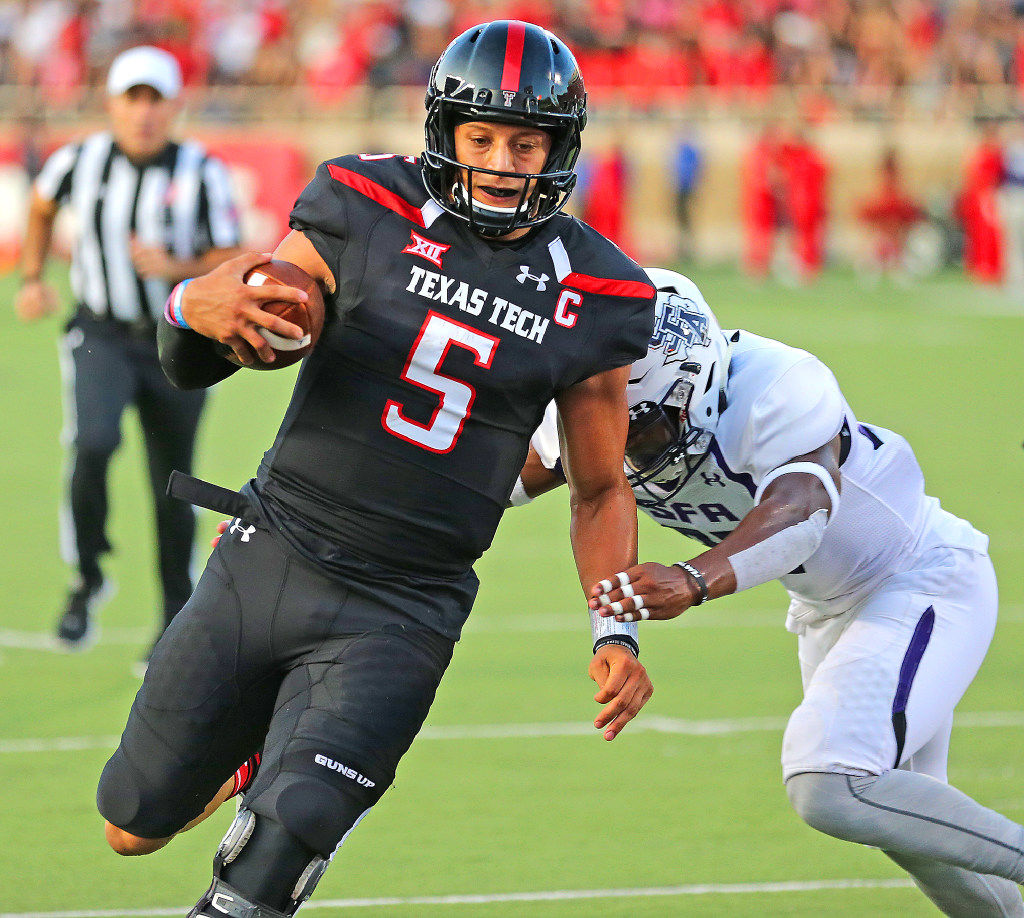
[60,308,206,628]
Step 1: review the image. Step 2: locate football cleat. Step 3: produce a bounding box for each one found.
[55,576,114,650]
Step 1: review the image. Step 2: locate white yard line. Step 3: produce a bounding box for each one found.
[0,877,917,917]
[0,735,123,754]
[0,628,148,650]
[417,714,794,740]
[3,711,1023,756]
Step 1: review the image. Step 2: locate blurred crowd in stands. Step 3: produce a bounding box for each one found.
[10,0,1024,291]
[6,0,1024,115]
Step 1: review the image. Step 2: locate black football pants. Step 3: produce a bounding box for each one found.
[97,511,456,853]
[60,309,205,625]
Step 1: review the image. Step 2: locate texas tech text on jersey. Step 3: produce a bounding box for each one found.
[250,153,652,629]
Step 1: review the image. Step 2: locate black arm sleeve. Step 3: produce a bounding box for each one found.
[157,318,240,390]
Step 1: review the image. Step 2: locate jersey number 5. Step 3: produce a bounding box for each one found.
[382,311,499,453]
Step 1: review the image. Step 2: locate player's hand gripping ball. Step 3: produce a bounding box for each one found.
[226,260,325,370]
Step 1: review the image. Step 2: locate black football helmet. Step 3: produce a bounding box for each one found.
[422,20,587,237]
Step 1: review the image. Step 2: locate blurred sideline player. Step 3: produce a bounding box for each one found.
[520,268,1024,916]
[15,46,242,657]
[96,22,656,916]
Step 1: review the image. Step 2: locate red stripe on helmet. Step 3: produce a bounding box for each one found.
[500,21,526,92]
[327,164,426,227]
[562,272,655,299]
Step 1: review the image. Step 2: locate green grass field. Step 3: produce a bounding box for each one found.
[1,266,1021,917]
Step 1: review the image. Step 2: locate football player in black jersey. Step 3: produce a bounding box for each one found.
[97,21,656,916]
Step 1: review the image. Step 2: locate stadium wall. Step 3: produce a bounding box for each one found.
[0,116,977,269]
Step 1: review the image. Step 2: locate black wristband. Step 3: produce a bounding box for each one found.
[593,635,639,658]
[674,561,709,606]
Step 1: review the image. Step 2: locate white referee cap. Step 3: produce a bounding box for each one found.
[107,46,182,99]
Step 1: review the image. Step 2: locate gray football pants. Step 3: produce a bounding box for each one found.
[787,769,1024,916]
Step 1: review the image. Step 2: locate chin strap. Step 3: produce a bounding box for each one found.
[452,175,542,237]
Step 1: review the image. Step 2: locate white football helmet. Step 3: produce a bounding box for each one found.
[624,268,732,493]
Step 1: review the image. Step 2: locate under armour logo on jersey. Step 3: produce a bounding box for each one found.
[229,519,256,543]
[503,90,516,106]
[650,292,710,359]
[516,266,549,291]
[700,471,726,487]
[402,231,450,269]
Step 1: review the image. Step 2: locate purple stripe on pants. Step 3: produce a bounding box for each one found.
[891,606,935,767]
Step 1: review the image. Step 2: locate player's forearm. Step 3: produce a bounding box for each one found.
[591,460,838,623]
[20,196,57,279]
[572,481,640,655]
[686,489,828,599]
[569,480,638,591]
[157,317,239,390]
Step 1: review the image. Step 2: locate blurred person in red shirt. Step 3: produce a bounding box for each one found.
[741,121,787,278]
[304,1,400,105]
[580,142,631,254]
[856,147,924,275]
[742,122,828,282]
[618,32,697,108]
[781,126,828,281]
[957,121,1004,284]
[735,26,775,97]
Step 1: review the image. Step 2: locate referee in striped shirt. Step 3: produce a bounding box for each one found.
[15,46,242,660]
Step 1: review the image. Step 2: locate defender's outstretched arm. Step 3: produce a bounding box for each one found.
[592,435,841,621]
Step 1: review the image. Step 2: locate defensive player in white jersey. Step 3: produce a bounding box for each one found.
[517,268,1024,917]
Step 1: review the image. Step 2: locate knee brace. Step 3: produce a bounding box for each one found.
[187,807,328,918]
[249,771,378,855]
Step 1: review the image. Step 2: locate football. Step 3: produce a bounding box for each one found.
[226,260,325,370]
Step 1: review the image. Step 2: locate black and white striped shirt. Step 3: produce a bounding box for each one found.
[35,132,241,323]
